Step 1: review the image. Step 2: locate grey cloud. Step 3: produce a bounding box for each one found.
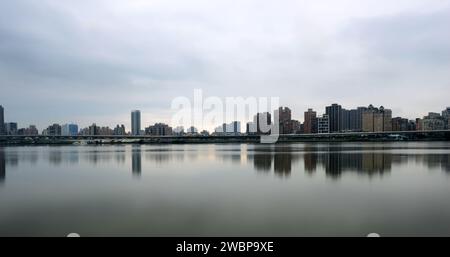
[0,0,449,130]
[342,8,450,65]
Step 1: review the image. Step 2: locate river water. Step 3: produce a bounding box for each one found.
[0,142,449,236]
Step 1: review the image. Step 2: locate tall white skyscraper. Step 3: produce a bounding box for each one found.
[131,110,141,136]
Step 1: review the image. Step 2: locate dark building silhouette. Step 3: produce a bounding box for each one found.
[131,110,141,136]
[341,109,350,132]
[351,107,368,131]
[326,104,343,133]
[304,109,317,134]
[0,105,4,135]
[325,105,367,132]
[276,107,294,134]
[132,146,142,177]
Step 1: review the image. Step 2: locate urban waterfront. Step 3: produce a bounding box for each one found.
[1,142,450,237]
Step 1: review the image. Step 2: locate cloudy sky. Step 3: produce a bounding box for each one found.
[1,0,449,131]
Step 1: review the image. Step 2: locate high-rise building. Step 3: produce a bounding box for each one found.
[277,107,292,123]
[362,105,392,132]
[43,124,61,136]
[131,110,141,136]
[0,105,4,135]
[416,118,423,131]
[88,123,99,136]
[276,107,293,134]
[145,123,173,136]
[443,107,450,130]
[351,107,367,132]
[317,115,330,134]
[325,104,342,133]
[392,117,409,131]
[61,124,78,136]
[5,122,18,135]
[304,108,317,134]
[341,109,350,132]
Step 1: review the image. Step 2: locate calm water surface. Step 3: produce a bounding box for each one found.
[1,142,450,236]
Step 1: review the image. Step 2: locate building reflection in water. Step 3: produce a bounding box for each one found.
[251,146,301,178]
[303,148,393,179]
[0,148,5,185]
[304,146,319,175]
[274,153,294,177]
[249,145,418,179]
[144,149,171,164]
[415,154,450,173]
[132,146,142,178]
[253,153,272,172]
[115,150,126,164]
[0,144,449,185]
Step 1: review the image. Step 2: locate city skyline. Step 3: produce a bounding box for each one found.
[1,103,449,135]
[1,0,450,131]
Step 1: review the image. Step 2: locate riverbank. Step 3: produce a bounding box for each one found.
[1,130,449,146]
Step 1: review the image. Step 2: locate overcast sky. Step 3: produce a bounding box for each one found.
[1,0,449,131]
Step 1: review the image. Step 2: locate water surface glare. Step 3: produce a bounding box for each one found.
[0,142,450,236]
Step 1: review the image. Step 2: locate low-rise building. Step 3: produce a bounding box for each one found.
[173,126,185,136]
[186,126,198,135]
[145,123,173,136]
[98,126,114,135]
[214,121,241,136]
[113,125,126,135]
[246,122,257,135]
[421,112,446,131]
[200,130,210,136]
[17,125,39,136]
